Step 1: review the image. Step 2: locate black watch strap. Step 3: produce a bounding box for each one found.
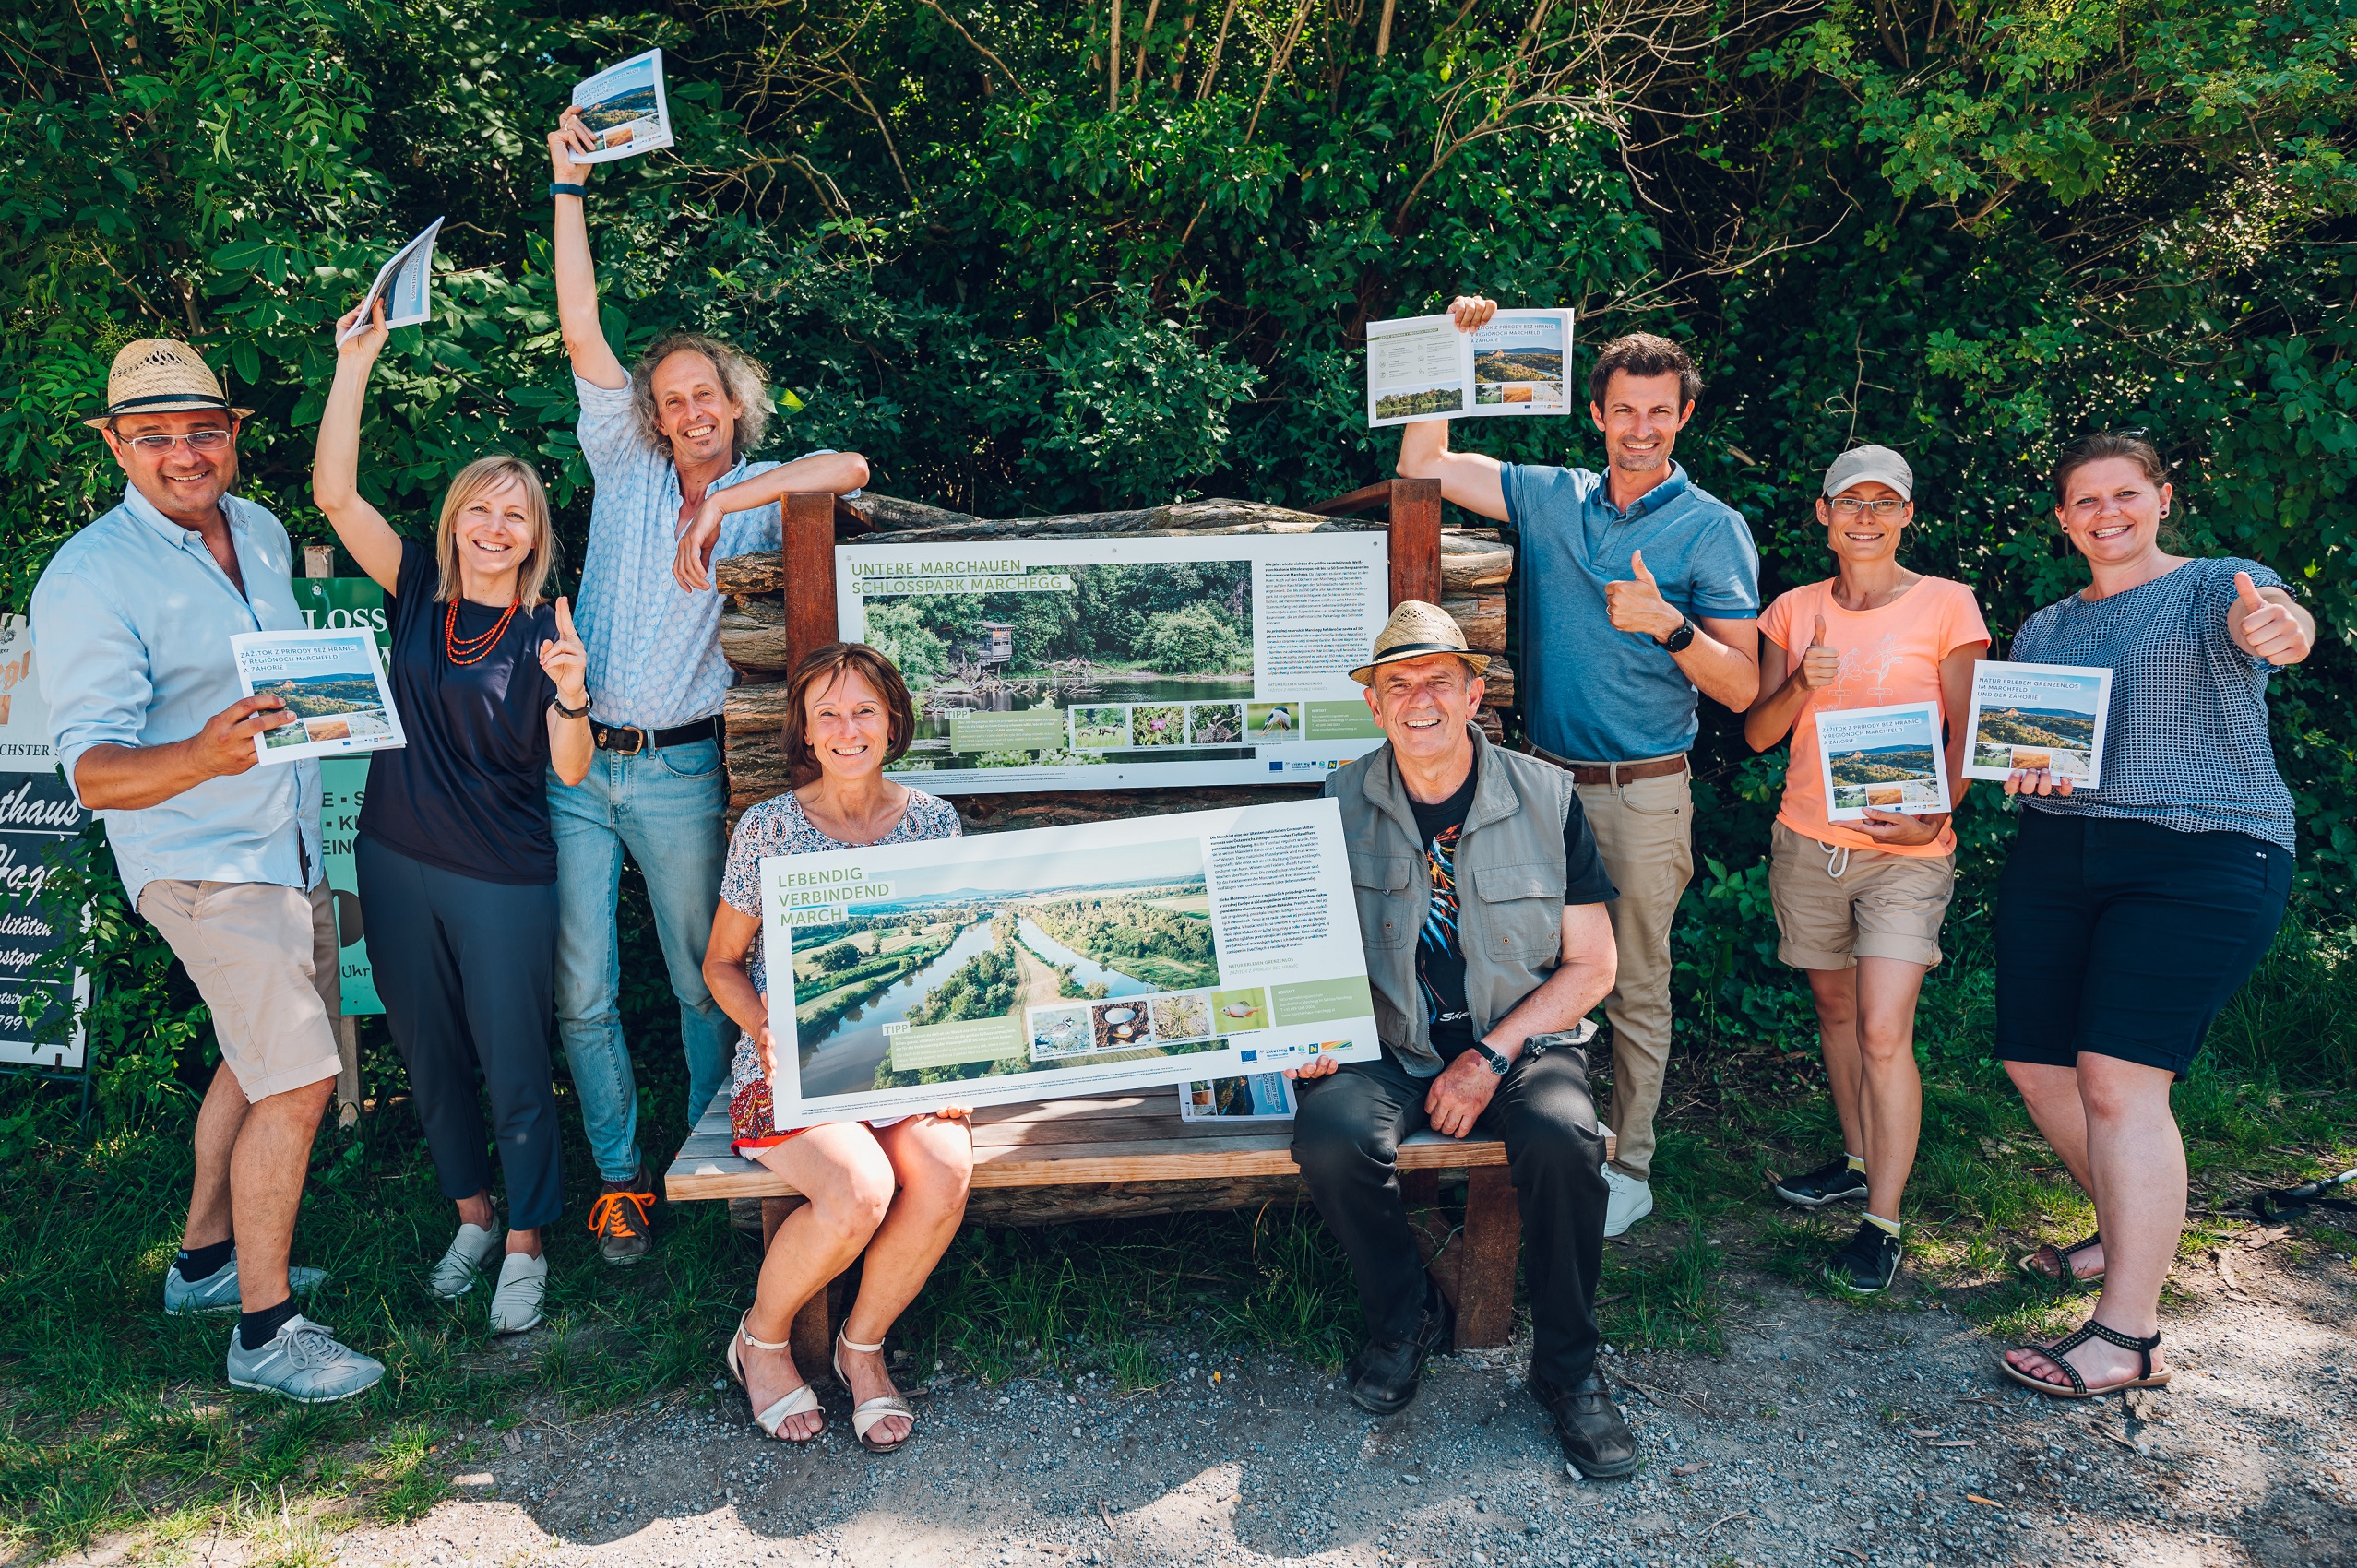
[1471,1040,1512,1075]
[1662,616,1697,653]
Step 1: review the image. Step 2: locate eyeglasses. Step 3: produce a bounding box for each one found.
[122,430,233,455]
[1827,496,1906,519]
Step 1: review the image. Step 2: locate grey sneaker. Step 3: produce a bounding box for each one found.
[488,1251,547,1335]
[163,1253,328,1316]
[428,1221,506,1300]
[224,1315,384,1404]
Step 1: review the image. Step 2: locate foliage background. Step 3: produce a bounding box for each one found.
[3,0,2352,1105]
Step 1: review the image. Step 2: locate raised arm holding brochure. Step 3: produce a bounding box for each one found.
[336,218,444,344]
[569,48,674,164]
[1365,307,1576,427]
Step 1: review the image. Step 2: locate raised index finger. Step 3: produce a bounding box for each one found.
[554,595,577,639]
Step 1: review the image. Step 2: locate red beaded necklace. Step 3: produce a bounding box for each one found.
[444,596,520,665]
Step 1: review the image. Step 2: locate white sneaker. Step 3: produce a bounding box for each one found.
[489,1251,547,1335]
[428,1222,505,1300]
[1601,1164,1654,1238]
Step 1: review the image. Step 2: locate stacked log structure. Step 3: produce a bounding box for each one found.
[714,492,1517,831]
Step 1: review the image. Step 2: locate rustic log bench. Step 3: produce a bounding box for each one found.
[665,1085,1612,1375]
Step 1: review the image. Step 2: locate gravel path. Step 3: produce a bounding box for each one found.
[55,1220,2357,1568]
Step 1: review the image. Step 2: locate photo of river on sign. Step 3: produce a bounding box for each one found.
[834,534,1390,793]
[758,799,1380,1124]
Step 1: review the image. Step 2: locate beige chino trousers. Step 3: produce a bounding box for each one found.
[1568,763,1693,1183]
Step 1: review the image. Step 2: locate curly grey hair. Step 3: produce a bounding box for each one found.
[629,331,772,462]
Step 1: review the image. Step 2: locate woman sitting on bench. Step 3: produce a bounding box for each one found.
[702,643,971,1451]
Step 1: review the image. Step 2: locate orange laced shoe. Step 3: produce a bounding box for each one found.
[587,1172,656,1266]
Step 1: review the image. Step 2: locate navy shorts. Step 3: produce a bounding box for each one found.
[1994,809,2291,1078]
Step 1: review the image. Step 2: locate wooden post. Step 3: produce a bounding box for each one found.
[783,492,839,673]
[303,544,363,1131]
[1387,476,1443,607]
[1453,1165,1522,1348]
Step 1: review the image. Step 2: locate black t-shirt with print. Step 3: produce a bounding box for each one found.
[1409,754,1618,1062]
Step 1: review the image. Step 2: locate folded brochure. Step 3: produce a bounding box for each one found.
[1961,660,2111,786]
[1366,307,1576,428]
[569,48,674,165]
[337,218,444,344]
[1179,1074,1297,1122]
[1815,699,1951,820]
[231,630,406,764]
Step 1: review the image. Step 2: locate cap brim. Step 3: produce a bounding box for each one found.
[1351,647,1491,685]
[85,398,253,429]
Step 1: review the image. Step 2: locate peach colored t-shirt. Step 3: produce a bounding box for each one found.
[1758,576,1993,857]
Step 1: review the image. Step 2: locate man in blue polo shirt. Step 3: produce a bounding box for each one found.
[1397,297,1761,1235]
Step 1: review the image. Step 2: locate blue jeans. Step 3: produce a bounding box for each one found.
[548,738,736,1182]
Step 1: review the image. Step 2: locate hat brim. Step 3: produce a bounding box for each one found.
[1350,646,1491,685]
[85,398,253,429]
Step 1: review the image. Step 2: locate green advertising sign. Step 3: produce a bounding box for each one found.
[296,579,388,1016]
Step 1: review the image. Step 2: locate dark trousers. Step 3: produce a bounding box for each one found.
[1292,1045,1608,1388]
[358,835,565,1230]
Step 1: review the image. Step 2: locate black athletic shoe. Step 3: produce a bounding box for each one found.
[1343,1278,1454,1416]
[1826,1220,1903,1294]
[1530,1370,1640,1479]
[1774,1156,1869,1208]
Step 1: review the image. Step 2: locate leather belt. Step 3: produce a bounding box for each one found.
[591,715,723,755]
[1525,745,1688,787]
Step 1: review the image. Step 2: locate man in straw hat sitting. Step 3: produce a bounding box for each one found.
[30,340,384,1403]
[1287,602,1637,1478]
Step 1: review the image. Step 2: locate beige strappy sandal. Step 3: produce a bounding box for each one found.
[724,1312,823,1442]
[833,1330,917,1454]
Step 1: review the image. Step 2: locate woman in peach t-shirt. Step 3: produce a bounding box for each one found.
[1744,445,1991,1297]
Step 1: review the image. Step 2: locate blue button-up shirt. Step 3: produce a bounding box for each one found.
[30,484,322,906]
[1503,460,1761,763]
[576,374,860,731]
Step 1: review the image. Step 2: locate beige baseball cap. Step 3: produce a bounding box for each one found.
[85,339,252,429]
[1821,444,1914,501]
[1350,600,1490,685]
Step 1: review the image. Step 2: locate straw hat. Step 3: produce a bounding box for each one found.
[1350,600,1490,685]
[84,339,252,429]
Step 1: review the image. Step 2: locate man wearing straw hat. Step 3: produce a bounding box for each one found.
[1288,602,1637,1479]
[30,340,384,1403]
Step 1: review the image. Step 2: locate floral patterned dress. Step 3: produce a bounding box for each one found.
[720,787,963,1152]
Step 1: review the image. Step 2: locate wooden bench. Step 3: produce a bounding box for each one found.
[667,1085,1613,1372]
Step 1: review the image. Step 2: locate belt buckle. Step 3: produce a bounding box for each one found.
[603,724,645,756]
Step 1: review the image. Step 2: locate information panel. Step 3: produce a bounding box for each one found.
[836,534,1390,793]
[759,797,1379,1126]
[0,614,90,1070]
[292,579,390,1016]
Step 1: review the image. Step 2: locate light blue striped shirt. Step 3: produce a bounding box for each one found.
[574,374,835,730]
[30,485,322,906]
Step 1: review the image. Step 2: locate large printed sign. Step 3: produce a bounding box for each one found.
[292,580,389,1016]
[838,534,1391,794]
[759,797,1380,1125]
[0,615,90,1070]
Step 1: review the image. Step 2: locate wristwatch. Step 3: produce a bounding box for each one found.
[1470,1039,1512,1076]
[1661,616,1698,654]
[552,691,590,720]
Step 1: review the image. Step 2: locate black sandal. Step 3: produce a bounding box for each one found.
[1999,1319,2171,1398]
[2018,1231,2102,1286]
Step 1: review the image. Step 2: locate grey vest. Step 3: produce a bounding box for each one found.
[1325,725,1576,1078]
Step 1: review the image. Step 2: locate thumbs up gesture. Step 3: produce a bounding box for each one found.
[2232,571,2309,666]
[1797,613,1840,691]
[539,596,589,708]
[1604,550,1684,642]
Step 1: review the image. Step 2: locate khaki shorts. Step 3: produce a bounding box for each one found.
[1768,821,1955,971]
[138,879,341,1099]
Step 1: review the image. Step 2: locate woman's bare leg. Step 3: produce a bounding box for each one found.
[2006,1059,2107,1277]
[1851,956,1928,1221]
[739,1124,897,1439]
[1804,968,1866,1164]
[834,1113,974,1445]
[2006,1055,2181,1389]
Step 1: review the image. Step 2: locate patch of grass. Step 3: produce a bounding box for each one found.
[1598,1220,1726,1356]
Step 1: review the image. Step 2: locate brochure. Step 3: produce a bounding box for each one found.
[1962,661,2112,786]
[337,218,444,344]
[1179,1073,1297,1122]
[1365,307,1576,428]
[758,796,1380,1126]
[569,48,674,164]
[1815,700,1951,819]
[230,630,406,764]
[838,532,1390,794]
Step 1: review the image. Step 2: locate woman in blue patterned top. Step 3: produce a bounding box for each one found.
[1994,433,2315,1401]
[702,644,969,1452]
